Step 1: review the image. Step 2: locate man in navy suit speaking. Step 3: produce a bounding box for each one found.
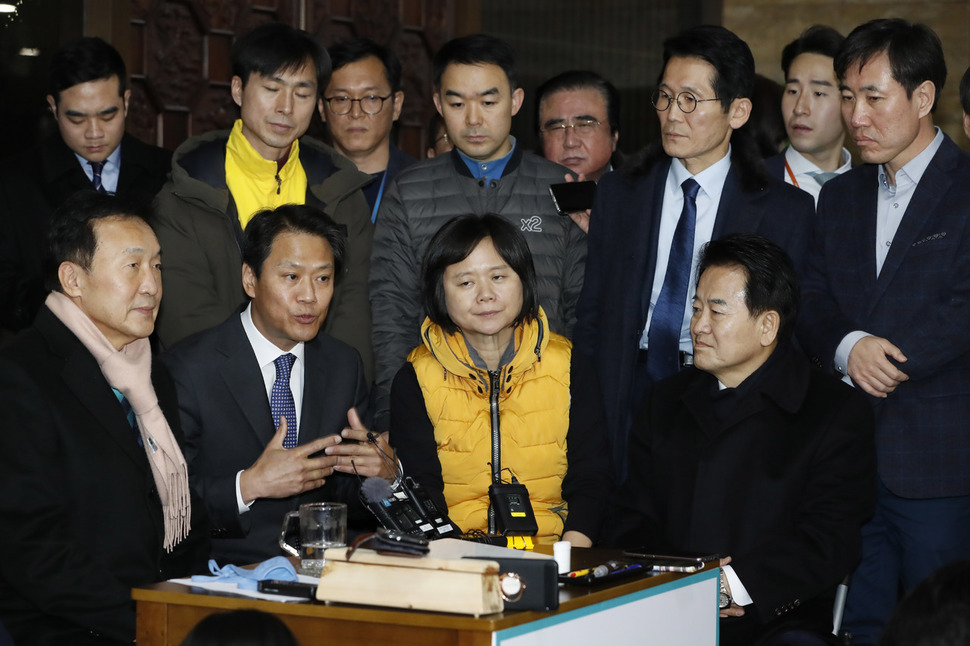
[162,204,395,566]
[798,18,970,645]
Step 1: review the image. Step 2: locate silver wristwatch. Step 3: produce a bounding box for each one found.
[719,568,733,609]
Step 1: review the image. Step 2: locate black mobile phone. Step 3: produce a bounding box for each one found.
[622,549,720,563]
[257,579,317,599]
[548,180,597,215]
[620,550,714,574]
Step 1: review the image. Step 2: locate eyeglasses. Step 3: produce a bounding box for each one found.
[651,90,721,114]
[323,94,392,115]
[539,118,604,138]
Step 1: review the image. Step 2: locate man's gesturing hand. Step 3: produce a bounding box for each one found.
[239,417,341,503]
[329,408,398,481]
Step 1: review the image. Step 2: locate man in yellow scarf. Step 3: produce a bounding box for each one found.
[153,22,374,381]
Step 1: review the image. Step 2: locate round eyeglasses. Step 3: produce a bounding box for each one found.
[323,94,392,116]
[651,90,721,114]
[539,118,604,139]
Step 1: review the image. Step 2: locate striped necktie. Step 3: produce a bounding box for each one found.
[90,161,107,193]
[112,388,143,447]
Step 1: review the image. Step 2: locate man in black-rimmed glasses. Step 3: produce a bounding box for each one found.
[320,38,416,219]
[573,25,814,488]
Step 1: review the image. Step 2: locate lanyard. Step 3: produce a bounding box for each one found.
[370,171,388,223]
[784,159,800,188]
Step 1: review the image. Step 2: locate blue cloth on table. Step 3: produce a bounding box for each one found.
[190,556,298,590]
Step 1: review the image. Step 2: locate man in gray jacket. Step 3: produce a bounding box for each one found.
[370,34,587,428]
[153,23,374,380]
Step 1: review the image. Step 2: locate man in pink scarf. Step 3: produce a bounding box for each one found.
[0,192,208,645]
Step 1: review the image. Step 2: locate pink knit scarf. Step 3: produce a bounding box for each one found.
[46,292,191,551]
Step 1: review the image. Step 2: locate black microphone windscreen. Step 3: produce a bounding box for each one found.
[361,476,393,503]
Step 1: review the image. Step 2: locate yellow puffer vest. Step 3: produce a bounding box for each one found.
[407,308,571,543]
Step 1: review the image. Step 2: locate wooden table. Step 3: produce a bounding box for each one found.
[133,550,719,646]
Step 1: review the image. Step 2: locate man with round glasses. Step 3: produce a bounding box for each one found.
[536,70,621,182]
[320,38,416,221]
[153,23,375,381]
[573,25,814,488]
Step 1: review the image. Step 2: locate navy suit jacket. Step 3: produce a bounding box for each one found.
[573,157,814,478]
[161,313,371,565]
[798,134,970,498]
[764,150,786,181]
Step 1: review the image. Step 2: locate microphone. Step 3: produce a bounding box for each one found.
[361,475,393,501]
[360,476,397,530]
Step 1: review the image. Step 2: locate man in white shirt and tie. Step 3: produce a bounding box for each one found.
[162,204,394,565]
[0,37,171,332]
[573,25,814,484]
[765,25,852,205]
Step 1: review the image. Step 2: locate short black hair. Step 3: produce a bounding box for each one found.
[433,34,517,92]
[661,25,755,113]
[780,25,845,78]
[48,37,127,103]
[232,22,330,93]
[44,191,151,293]
[179,609,299,646]
[241,204,346,280]
[835,18,946,113]
[960,66,970,115]
[535,70,621,135]
[422,214,539,335]
[881,560,970,646]
[696,233,799,340]
[328,37,402,93]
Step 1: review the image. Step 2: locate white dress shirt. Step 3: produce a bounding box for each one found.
[235,303,307,512]
[782,146,851,205]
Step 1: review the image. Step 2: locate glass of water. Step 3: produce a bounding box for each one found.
[279,502,347,576]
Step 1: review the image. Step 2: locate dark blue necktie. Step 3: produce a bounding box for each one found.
[271,354,298,448]
[90,161,107,193]
[645,178,701,382]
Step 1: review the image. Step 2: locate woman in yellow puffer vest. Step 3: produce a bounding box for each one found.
[389,214,612,546]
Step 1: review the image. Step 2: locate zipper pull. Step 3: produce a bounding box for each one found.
[275,172,281,195]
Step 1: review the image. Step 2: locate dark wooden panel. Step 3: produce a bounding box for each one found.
[125,0,459,157]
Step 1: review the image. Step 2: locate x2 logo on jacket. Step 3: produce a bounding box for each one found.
[520,216,542,232]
